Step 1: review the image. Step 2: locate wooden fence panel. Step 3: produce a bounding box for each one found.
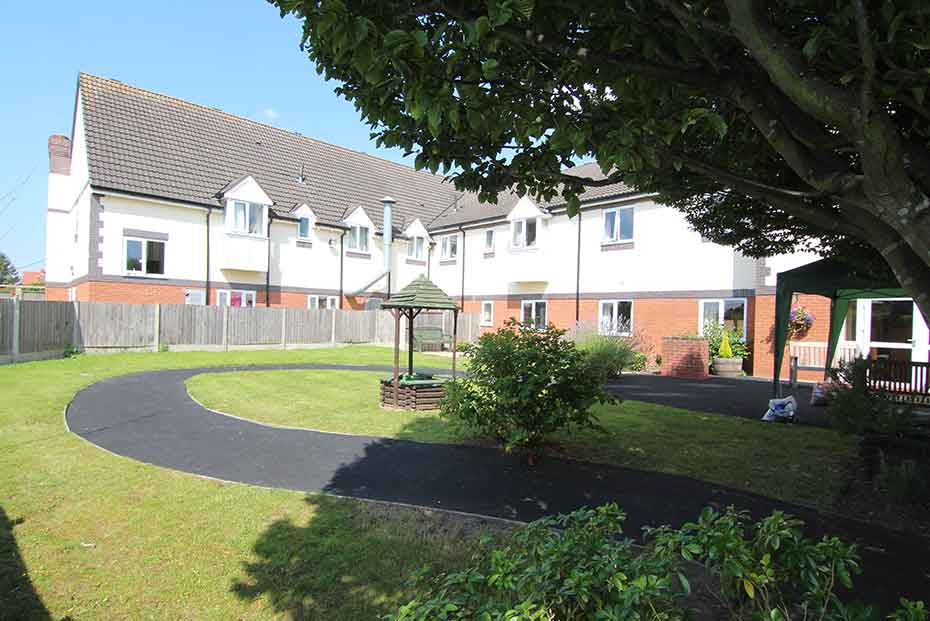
[0,300,14,355]
[228,306,282,346]
[18,301,75,354]
[76,302,155,349]
[336,309,379,343]
[286,308,333,344]
[160,304,224,346]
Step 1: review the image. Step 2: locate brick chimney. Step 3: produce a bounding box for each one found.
[48,134,71,175]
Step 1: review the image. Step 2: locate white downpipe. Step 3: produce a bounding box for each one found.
[382,196,395,295]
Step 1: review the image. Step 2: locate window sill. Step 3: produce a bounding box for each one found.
[346,250,372,259]
[296,239,313,248]
[509,245,539,253]
[227,231,268,241]
[405,258,427,266]
[483,251,495,258]
[601,240,634,251]
[480,322,494,327]
[124,272,167,279]
[439,258,457,265]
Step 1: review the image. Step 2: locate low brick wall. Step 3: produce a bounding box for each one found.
[661,336,709,379]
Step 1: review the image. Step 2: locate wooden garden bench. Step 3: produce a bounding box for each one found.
[413,325,452,352]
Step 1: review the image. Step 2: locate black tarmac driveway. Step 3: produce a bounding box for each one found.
[66,364,928,611]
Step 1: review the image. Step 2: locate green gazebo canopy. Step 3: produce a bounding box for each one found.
[773,258,905,393]
[382,275,460,311]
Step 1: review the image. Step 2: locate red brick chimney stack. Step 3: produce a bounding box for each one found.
[48,135,71,175]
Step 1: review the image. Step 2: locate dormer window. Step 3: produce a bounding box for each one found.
[347,224,370,252]
[511,218,537,249]
[408,236,425,260]
[298,217,311,239]
[233,201,263,235]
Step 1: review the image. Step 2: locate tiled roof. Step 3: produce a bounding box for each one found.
[382,274,459,310]
[426,162,636,230]
[79,74,461,230]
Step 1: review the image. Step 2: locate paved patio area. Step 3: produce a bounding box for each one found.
[609,373,829,426]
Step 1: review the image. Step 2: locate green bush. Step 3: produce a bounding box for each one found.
[718,330,733,358]
[827,358,915,436]
[630,351,648,372]
[877,453,930,506]
[702,321,750,360]
[387,504,688,621]
[390,504,926,621]
[577,334,636,378]
[441,319,614,453]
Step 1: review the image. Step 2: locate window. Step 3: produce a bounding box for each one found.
[347,224,370,252]
[298,217,311,239]
[217,289,256,307]
[521,300,547,330]
[233,201,263,235]
[511,218,537,249]
[407,236,425,260]
[184,289,206,305]
[481,301,494,326]
[698,298,747,339]
[603,207,634,243]
[124,238,165,275]
[441,234,458,260]
[308,294,338,310]
[599,300,633,336]
[484,229,495,252]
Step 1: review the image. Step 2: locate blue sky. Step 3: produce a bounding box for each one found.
[0,1,416,274]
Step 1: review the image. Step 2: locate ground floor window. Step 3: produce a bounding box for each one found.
[599,300,633,336]
[124,238,165,275]
[521,300,547,330]
[184,289,206,305]
[481,301,494,326]
[308,294,338,310]
[217,289,256,307]
[698,298,746,339]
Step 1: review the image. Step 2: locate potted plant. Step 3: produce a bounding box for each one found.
[714,330,743,378]
[788,305,815,338]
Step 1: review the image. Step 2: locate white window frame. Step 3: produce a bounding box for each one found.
[440,234,458,260]
[307,294,339,310]
[297,217,311,239]
[184,289,206,306]
[521,300,548,330]
[346,224,370,253]
[407,236,426,260]
[602,206,634,243]
[511,218,538,249]
[216,289,256,308]
[232,201,265,236]
[698,297,748,340]
[599,300,633,336]
[480,301,494,326]
[124,237,165,276]
[484,229,495,252]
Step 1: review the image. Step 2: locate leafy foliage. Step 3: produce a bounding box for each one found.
[0,252,18,285]
[576,334,637,378]
[827,358,915,436]
[390,503,926,621]
[718,330,734,358]
[702,321,750,360]
[440,319,614,453]
[877,454,930,506]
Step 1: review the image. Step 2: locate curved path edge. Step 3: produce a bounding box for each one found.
[66,363,927,610]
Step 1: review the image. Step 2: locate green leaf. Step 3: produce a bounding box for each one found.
[513,0,534,19]
[412,30,428,48]
[481,58,500,79]
[743,578,755,599]
[475,16,490,40]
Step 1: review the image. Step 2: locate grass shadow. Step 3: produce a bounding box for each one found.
[0,506,51,621]
[230,494,505,620]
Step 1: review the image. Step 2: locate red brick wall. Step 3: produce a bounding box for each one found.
[661,336,709,379]
[83,281,188,304]
[752,293,832,381]
[45,286,69,301]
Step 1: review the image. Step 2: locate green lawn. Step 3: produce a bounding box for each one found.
[187,369,858,508]
[0,346,499,621]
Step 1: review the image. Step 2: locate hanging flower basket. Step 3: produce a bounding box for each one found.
[788,306,815,338]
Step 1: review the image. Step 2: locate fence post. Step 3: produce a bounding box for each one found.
[222,305,229,352]
[331,309,337,344]
[281,307,287,350]
[153,303,161,352]
[11,299,20,362]
[72,301,80,352]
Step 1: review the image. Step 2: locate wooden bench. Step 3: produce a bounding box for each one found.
[413,325,452,352]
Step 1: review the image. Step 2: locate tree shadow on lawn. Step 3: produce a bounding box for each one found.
[230,494,503,621]
[0,506,52,621]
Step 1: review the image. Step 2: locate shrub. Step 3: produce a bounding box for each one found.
[441,320,615,454]
[630,351,648,371]
[386,504,688,621]
[577,334,636,378]
[390,504,926,621]
[877,453,930,506]
[718,330,733,358]
[702,321,750,360]
[827,358,915,436]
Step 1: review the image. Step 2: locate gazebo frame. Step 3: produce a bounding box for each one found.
[381,275,461,408]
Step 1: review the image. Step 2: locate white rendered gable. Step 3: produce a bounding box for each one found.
[506,196,548,221]
[222,175,273,206]
[403,218,431,242]
[344,206,375,228]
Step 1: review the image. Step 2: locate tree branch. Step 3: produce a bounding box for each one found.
[852,0,877,118]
